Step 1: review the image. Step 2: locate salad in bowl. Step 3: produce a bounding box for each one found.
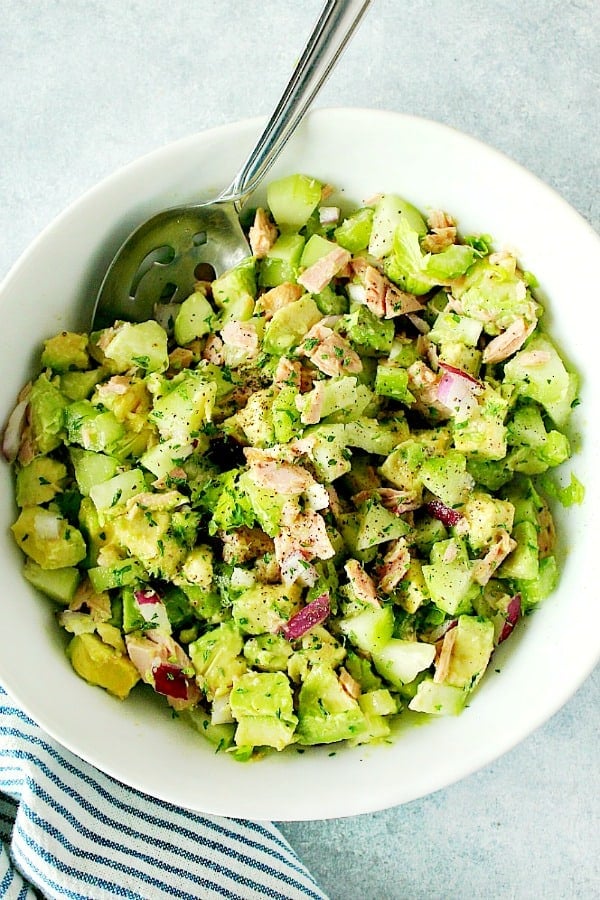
[3,171,580,760]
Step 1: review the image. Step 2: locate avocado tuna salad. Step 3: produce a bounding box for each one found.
[2,174,581,759]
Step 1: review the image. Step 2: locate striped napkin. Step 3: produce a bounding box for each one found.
[0,686,326,900]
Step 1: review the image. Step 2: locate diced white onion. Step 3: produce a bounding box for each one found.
[319,206,340,225]
[347,283,367,305]
[34,512,61,540]
[211,693,235,725]
[1,399,28,462]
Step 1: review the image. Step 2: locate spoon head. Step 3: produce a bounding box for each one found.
[92,201,251,329]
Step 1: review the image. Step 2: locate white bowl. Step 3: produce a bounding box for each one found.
[1,109,598,821]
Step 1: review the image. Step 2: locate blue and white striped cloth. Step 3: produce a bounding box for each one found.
[0,686,327,900]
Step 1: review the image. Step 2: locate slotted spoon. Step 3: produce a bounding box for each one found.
[91,0,371,330]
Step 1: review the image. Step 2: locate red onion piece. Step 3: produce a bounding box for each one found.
[436,363,482,419]
[499,593,521,643]
[152,663,191,700]
[438,362,481,385]
[135,588,162,605]
[283,592,331,641]
[426,499,464,527]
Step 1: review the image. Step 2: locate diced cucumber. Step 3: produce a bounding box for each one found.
[503,335,575,428]
[259,234,306,287]
[263,295,321,354]
[174,291,215,344]
[372,639,436,687]
[428,311,483,347]
[374,364,414,403]
[498,520,539,580]
[422,540,476,615]
[89,468,146,513]
[70,448,119,496]
[355,500,410,550]
[23,559,80,605]
[368,194,427,259]
[300,234,339,268]
[339,604,394,654]
[344,417,409,455]
[99,320,169,374]
[517,555,558,607]
[266,174,322,231]
[420,450,474,507]
[87,559,146,592]
[211,257,256,322]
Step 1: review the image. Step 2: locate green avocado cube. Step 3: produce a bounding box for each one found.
[346,307,395,355]
[408,677,467,716]
[28,374,69,456]
[232,582,301,635]
[443,615,495,689]
[188,621,247,701]
[263,295,321,354]
[41,331,90,373]
[66,632,140,700]
[16,456,67,507]
[296,664,366,746]
[11,507,87,570]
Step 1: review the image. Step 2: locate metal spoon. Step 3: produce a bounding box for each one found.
[92,0,371,330]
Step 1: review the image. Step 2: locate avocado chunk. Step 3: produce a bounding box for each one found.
[188,621,247,701]
[11,507,87,570]
[28,374,69,456]
[230,671,297,751]
[66,632,140,700]
[15,456,67,507]
[296,664,366,746]
[41,331,90,373]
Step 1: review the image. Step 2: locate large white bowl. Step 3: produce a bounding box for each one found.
[0,109,598,821]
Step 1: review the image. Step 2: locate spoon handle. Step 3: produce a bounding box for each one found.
[220,0,371,202]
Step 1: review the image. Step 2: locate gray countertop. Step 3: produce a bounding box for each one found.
[1,1,598,898]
